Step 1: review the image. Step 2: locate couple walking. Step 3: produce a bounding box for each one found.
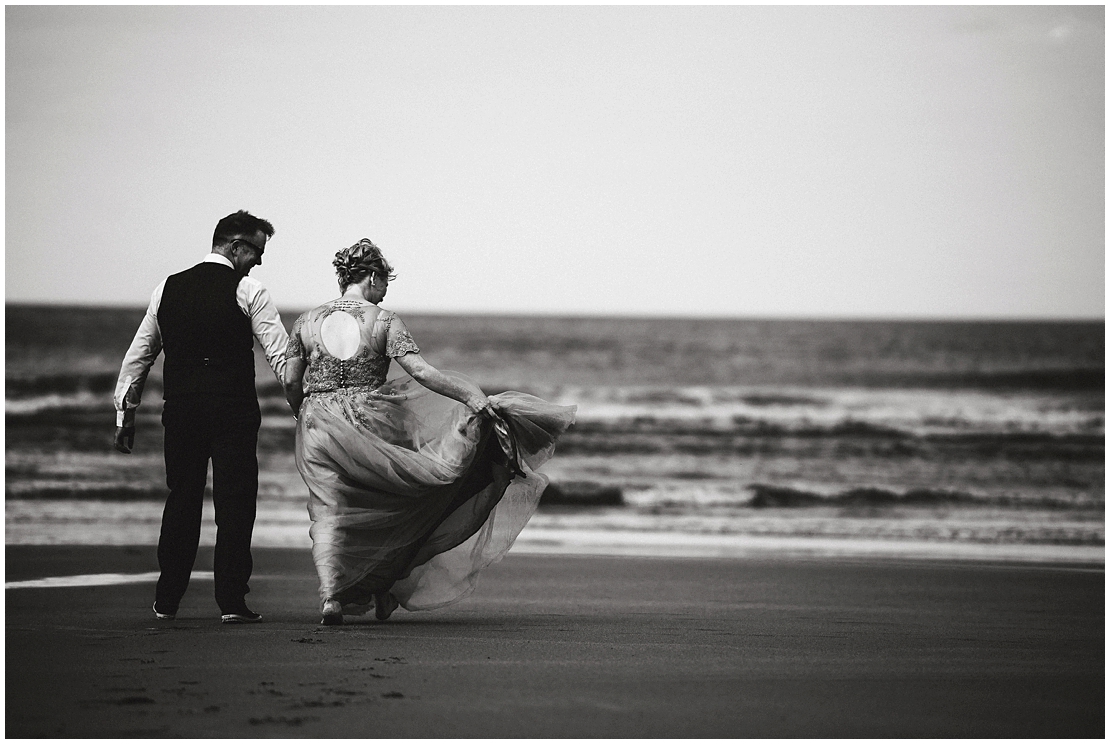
[113,210,575,626]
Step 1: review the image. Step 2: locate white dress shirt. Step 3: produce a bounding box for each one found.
[113,253,289,426]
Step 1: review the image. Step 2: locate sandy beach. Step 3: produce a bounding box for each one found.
[5,545,1103,738]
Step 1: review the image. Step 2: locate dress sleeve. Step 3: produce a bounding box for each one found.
[384,312,420,358]
[285,314,307,361]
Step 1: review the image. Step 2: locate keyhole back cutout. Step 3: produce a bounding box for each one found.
[320,311,362,360]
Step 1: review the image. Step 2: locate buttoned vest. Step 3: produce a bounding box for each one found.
[158,262,255,399]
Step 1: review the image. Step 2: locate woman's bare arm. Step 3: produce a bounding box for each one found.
[394,352,492,412]
[284,356,307,417]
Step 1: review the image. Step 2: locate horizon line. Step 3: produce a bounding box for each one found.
[4,300,1104,324]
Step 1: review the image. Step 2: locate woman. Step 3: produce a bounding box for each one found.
[285,239,575,625]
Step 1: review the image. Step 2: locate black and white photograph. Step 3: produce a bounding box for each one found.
[5,4,1104,738]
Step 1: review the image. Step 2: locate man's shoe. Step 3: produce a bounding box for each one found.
[153,602,177,620]
[221,607,263,624]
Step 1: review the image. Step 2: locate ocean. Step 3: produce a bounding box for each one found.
[6,304,1104,557]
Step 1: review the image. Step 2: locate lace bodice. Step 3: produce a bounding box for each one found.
[286,301,420,395]
[302,346,392,393]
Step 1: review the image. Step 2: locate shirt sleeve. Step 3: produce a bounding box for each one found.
[113,281,165,427]
[238,277,289,387]
[385,313,421,358]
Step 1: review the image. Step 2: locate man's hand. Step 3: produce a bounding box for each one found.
[114,425,135,454]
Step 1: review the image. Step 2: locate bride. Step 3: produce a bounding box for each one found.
[284,238,575,625]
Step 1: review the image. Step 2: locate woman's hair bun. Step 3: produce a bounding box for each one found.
[333,238,395,289]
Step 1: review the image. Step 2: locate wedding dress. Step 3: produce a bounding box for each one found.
[287,300,575,613]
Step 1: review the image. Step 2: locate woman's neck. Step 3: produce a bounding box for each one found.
[340,287,371,303]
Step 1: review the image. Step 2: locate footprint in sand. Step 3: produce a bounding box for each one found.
[293,699,345,709]
[248,715,320,726]
[246,681,284,698]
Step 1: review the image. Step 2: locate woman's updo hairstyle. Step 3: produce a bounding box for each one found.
[333,238,396,291]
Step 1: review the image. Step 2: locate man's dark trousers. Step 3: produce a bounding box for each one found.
[156,394,262,613]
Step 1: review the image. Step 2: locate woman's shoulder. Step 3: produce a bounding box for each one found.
[292,301,336,331]
[381,309,419,356]
[374,307,401,324]
[294,304,326,325]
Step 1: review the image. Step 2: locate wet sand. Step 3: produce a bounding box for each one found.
[5,545,1104,738]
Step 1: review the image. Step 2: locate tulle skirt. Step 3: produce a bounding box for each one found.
[294,370,576,613]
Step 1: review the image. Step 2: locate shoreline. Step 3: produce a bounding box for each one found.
[6,522,1103,567]
[6,497,1103,566]
[512,528,1105,564]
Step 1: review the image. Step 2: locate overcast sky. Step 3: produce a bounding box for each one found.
[6,5,1104,319]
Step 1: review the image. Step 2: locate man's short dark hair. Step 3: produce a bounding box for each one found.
[212,210,275,247]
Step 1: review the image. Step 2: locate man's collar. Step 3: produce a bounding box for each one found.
[204,253,234,269]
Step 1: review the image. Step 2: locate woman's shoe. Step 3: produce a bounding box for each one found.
[321,598,343,626]
[374,592,398,621]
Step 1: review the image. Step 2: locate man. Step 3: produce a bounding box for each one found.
[113,210,289,624]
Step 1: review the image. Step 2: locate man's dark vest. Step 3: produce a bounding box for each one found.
[158,262,255,399]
